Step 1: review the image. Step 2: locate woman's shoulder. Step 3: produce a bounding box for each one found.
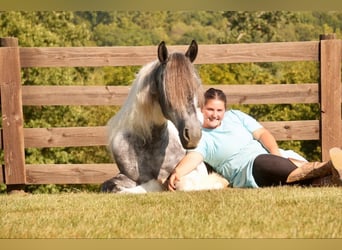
[224,109,247,119]
[226,109,246,115]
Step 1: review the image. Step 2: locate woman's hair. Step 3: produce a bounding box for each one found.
[204,88,227,107]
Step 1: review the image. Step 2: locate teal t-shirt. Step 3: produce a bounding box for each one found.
[193,109,268,188]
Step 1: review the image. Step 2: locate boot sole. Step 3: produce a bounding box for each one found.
[329,147,342,182]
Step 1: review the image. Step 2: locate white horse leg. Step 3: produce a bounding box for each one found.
[118,179,165,194]
[175,163,229,191]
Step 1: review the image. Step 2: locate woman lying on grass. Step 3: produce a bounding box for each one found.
[168,88,342,190]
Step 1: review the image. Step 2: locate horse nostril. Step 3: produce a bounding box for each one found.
[183,128,190,143]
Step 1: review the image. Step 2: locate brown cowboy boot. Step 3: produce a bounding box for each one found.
[286,160,332,183]
[286,147,342,186]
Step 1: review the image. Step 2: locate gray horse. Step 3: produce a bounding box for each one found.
[101,41,228,193]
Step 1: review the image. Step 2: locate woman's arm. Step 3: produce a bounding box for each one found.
[167,151,204,191]
[253,127,281,156]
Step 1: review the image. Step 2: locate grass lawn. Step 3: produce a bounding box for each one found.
[0,186,341,238]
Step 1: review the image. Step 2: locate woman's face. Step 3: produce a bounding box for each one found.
[201,98,226,129]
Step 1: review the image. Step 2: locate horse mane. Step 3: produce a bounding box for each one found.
[107,52,203,146]
[107,60,161,144]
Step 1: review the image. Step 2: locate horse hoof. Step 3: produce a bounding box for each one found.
[100,180,121,193]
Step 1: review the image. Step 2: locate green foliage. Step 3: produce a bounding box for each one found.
[23,184,100,194]
[103,66,140,86]
[0,184,6,193]
[0,11,93,46]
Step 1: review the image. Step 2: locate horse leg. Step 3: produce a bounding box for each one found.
[119,179,166,194]
[101,173,137,193]
[101,173,167,194]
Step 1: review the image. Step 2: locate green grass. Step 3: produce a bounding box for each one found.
[0,187,341,238]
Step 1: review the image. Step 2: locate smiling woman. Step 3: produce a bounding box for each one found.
[201,88,227,129]
[168,88,342,190]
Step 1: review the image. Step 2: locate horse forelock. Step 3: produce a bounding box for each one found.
[162,53,202,112]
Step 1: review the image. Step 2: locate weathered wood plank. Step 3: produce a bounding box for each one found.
[21,84,319,106]
[22,121,320,149]
[260,120,319,141]
[209,84,319,105]
[22,85,131,106]
[24,126,107,148]
[25,164,119,184]
[197,41,319,64]
[19,41,319,68]
[0,39,26,184]
[319,35,342,161]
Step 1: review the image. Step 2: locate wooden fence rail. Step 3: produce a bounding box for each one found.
[0,35,341,188]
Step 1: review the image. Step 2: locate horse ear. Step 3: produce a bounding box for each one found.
[157,41,168,63]
[185,40,198,63]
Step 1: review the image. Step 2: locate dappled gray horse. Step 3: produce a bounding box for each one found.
[101,41,228,193]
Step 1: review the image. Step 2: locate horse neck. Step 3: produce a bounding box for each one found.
[131,99,167,140]
[108,99,166,147]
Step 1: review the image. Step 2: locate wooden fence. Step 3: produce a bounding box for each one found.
[0,34,341,189]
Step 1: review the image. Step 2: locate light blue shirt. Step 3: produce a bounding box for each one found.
[193,109,268,188]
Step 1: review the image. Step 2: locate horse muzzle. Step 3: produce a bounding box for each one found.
[180,126,202,149]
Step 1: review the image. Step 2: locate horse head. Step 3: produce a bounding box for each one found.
[153,40,203,149]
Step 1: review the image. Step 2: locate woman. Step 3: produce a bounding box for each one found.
[168,88,342,190]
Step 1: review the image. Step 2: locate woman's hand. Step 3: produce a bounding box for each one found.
[167,151,204,191]
[167,171,180,191]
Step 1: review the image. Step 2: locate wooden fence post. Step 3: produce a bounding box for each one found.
[319,34,342,161]
[0,37,26,189]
